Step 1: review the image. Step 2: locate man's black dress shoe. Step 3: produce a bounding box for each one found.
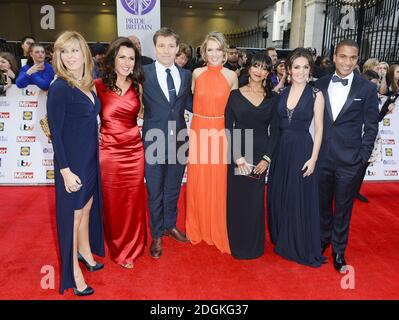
[163,227,190,242]
[321,243,330,255]
[78,252,104,272]
[73,285,94,296]
[332,252,347,273]
[356,193,369,203]
[150,238,162,259]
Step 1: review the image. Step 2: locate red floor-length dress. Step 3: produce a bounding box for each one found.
[94,79,146,266]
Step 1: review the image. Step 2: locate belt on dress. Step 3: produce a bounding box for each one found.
[192,113,224,119]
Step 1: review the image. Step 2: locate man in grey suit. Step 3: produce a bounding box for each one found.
[142,28,192,259]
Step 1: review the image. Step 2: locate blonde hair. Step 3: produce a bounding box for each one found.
[362,58,379,73]
[52,31,93,91]
[200,32,228,64]
[379,61,389,71]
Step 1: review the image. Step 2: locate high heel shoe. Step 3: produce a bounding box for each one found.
[78,252,104,272]
[73,285,94,296]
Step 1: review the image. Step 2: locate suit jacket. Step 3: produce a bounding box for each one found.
[315,72,379,167]
[142,62,193,158]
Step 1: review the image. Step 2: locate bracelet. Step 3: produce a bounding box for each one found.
[262,155,271,164]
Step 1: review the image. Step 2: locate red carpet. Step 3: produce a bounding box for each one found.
[0,182,399,300]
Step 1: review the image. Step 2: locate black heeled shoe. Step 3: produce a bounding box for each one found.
[73,285,94,296]
[78,252,104,272]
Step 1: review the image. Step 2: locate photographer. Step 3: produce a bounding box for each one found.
[0,72,12,95]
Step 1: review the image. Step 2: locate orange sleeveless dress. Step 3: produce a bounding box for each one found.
[186,65,231,254]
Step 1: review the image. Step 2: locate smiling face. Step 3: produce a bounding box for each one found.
[248,63,268,84]
[154,35,179,67]
[333,45,358,78]
[60,39,84,76]
[30,45,45,64]
[289,56,310,84]
[114,45,135,78]
[205,39,224,66]
[0,57,11,72]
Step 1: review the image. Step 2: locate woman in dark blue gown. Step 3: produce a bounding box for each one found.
[47,31,104,296]
[267,48,326,267]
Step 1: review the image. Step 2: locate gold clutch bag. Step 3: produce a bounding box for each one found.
[40,115,52,142]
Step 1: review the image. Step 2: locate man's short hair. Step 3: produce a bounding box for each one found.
[153,27,180,46]
[21,36,35,44]
[362,69,379,81]
[306,47,317,56]
[266,47,276,54]
[335,39,359,54]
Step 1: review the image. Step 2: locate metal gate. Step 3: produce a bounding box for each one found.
[322,0,399,63]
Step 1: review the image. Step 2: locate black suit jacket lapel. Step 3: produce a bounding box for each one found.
[335,73,361,122]
[320,75,334,121]
[176,66,186,100]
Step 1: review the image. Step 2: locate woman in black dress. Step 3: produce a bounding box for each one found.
[225,53,279,259]
[47,31,104,296]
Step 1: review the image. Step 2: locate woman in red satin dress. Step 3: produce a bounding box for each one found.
[94,37,146,269]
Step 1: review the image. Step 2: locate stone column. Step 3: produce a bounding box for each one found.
[303,0,327,54]
[289,0,306,48]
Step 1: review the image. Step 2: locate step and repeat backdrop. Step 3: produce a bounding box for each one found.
[0,85,54,184]
[0,85,398,185]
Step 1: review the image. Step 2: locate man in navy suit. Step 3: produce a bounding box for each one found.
[315,39,379,272]
[142,28,192,259]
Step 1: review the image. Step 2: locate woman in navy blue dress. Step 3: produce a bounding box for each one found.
[47,31,104,296]
[267,48,326,267]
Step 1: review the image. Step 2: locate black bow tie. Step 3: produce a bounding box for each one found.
[332,75,349,86]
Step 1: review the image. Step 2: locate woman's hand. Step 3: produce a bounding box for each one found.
[27,62,44,75]
[137,108,144,119]
[387,103,395,115]
[253,159,269,175]
[6,69,15,80]
[236,157,251,175]
[60,168,82,193]
[302,158,317,177]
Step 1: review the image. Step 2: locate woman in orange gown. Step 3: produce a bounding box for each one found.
[94,37,146,269]
[186,32,238,253]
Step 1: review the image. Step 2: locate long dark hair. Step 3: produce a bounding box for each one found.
[248,52,273,98]
[101,37,144,95]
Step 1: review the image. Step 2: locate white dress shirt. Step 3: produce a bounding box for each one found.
[155,61,181,102]
[328,72,354,121]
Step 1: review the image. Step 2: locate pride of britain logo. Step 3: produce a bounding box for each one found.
[121,0,156,15]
